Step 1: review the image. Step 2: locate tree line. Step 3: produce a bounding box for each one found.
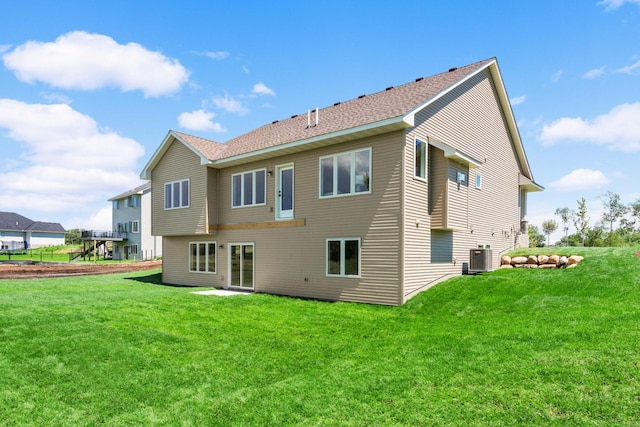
[529,191,640,247]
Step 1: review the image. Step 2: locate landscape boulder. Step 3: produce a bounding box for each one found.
[511,256,528,265]
[503,254,584,270]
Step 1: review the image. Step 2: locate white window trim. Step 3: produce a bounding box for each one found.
[319,147,372,198]
[414,138,427,181]
[476,174,482,189]
[231,168,267,208]
[189,241,217,274]
[325,237,361,278]
[164,179,190,210]
[132,220,140,233]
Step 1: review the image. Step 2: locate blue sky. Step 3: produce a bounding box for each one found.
[1,0,639,242]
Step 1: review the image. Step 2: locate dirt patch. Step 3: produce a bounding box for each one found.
[0,260,162,280]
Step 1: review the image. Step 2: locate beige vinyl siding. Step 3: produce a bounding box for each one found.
[403,68,523,301]
[446,162,469,231]
[162,131,404,305]
[428,145,447,228]
[162,236,222,287]
[151,140,210,236]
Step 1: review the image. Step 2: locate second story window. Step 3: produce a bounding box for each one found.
[232,169,266,208]
[131,220,139,233]
[320,148,371,198]
[164,179,189,209]
[131,195,139,207]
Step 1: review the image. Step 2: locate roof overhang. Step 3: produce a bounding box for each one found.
[140,131,212,179]
[428,137,483,168]
[519,174,544,192]
[406,58,541,188]
[209,115,413,168]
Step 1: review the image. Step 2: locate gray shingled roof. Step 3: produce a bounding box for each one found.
[108,182,151,201]
[142,56,540,187]
[174,58,493,162]
[219,58,492,159]
[0,212,65,233]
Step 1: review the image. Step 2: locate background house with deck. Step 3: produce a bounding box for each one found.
[108,182,162,260]
[141,57,542,305]
[0,212,65,250]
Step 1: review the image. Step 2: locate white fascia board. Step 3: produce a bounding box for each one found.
[211,115,412,166]
[404,60,496,124]
[487,61,535,181]
[519,174,545,192]
[140,130,209,179]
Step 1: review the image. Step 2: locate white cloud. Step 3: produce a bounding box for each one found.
[178,109,226,132]
[551,69,564,83]
[2,31,189,97]
[539,102,640,151]
[548,169,611,192]
[65,206,113,230]
[510,95,526,106]
[0,44,10,54]
[194,50,230,60]
[616,59,640,75]
[213,94,249,114]
[0,99,144,214]
[252,82,275,96]
[583,67,605,79]
[598,0,640,10]
[41,92,72,104]
[242,66,249,74]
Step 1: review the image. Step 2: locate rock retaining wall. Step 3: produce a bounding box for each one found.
[500,255,584,269]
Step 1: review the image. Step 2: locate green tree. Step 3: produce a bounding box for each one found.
[629,199,640,231]
[528,224,545,248]
[573,197,590,246]
[600,191,627,233]
[585,223,606,247]
[65,228,83,245]
[542,219,558,247]
[555,207,573,246]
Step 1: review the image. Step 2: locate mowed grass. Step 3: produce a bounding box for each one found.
[1,247,639,426]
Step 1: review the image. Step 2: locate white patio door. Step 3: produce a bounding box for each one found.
[229,243,254,289]
[276,164,294,219]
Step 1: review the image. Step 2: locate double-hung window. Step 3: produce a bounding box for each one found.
[164,179,189,209]
[326,238,361,277]
[415,139,426,179]
[189,242,217,273]
[320,148,371,197]
[232,169,266,208]
[131,220,139,233]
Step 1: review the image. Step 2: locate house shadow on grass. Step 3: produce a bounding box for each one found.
[124,272,199,288]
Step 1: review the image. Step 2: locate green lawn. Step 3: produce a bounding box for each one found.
[1,247,639,425]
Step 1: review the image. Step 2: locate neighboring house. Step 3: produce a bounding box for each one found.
[108,182,162,260]
[141,57,543,305]
[0,212,65,249]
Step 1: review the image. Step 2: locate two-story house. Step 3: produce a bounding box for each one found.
[141,57,542,305]
[108,182,162,260]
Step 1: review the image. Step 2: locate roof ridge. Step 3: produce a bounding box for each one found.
[218,58,494,159]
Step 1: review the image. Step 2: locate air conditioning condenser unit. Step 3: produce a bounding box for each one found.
[469,248,493,273]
